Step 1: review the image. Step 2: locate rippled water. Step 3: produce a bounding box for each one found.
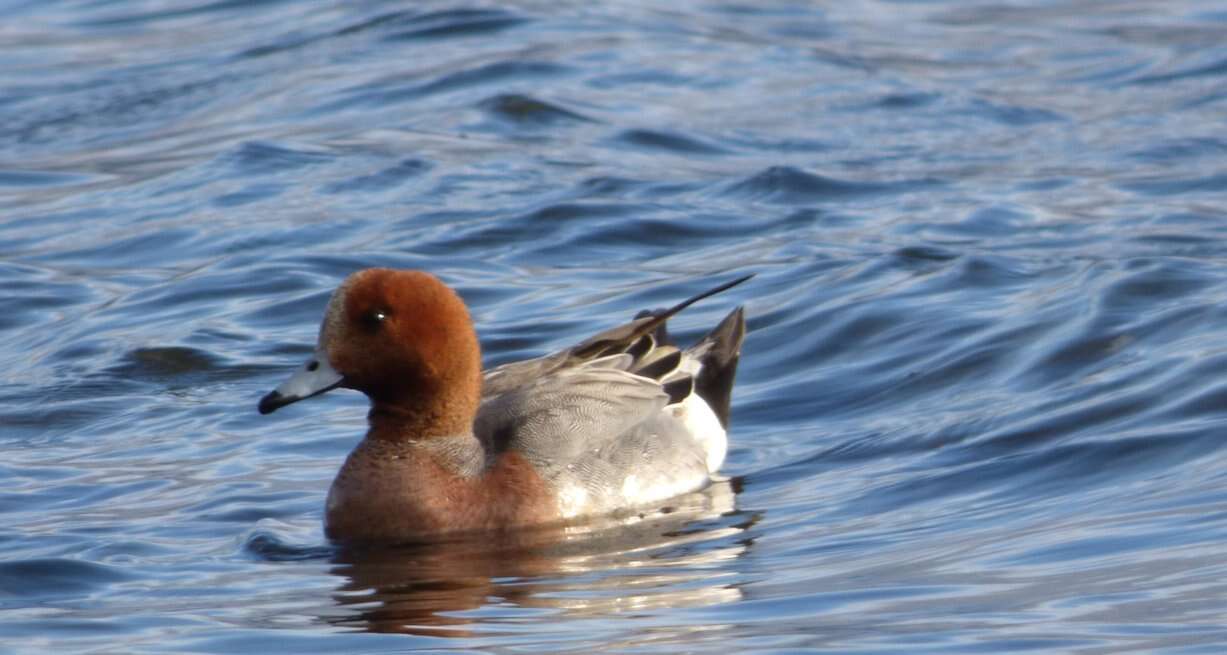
[4,0,1227,652]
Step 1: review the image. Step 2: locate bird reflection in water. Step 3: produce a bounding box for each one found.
[325,478,756,637]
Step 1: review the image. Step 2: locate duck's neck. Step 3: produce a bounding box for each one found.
[366,388,478,442]
[362,396,487,479]
[363,402,468,444]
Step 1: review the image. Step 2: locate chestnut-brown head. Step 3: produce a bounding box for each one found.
[258,269,482,437]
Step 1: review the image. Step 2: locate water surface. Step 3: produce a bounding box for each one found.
[3,0,1227,652]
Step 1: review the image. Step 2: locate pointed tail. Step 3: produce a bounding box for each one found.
[690,306,746,429]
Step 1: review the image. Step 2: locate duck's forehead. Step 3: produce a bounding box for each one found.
[316,269,449,346]
[319,273,365,345]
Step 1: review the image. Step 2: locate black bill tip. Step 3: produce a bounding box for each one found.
[257,377,344,415]
[258,390,296,415]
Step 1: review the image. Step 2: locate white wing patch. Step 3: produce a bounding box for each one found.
[557,484,590,519]
[619,469,709,508]
[670,394,727,473]
[620,474,642,502]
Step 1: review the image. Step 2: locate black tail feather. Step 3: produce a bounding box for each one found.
[693,306,746,429]
[661,376,694,405]
[573,274,753,360]
[633,309,671,345]
[634,349,682,381]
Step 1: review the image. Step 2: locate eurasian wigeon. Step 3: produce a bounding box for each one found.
[258,269,749,543]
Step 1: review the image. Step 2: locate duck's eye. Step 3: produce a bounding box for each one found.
[360,309,389,332]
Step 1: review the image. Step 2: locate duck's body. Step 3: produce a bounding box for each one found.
[259,269,748,543]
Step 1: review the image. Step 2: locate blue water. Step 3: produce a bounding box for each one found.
[3,0,1227,652]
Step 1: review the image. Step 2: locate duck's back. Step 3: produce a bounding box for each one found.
[476,282,748,520]
[478,359,714,519]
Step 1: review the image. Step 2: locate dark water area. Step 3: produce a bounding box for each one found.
[3,0,1227,652]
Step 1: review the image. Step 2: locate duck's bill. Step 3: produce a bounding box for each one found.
[258,350,344,415]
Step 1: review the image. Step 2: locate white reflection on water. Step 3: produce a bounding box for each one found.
[327,480,751,637]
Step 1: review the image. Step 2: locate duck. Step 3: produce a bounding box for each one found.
[258,268,749,543]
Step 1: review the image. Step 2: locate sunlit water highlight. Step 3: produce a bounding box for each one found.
[3,0,1227,652]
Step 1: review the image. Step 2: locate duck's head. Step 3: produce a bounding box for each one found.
[258,269,481,431]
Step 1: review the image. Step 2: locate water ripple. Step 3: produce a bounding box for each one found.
[3,0,1227,652]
